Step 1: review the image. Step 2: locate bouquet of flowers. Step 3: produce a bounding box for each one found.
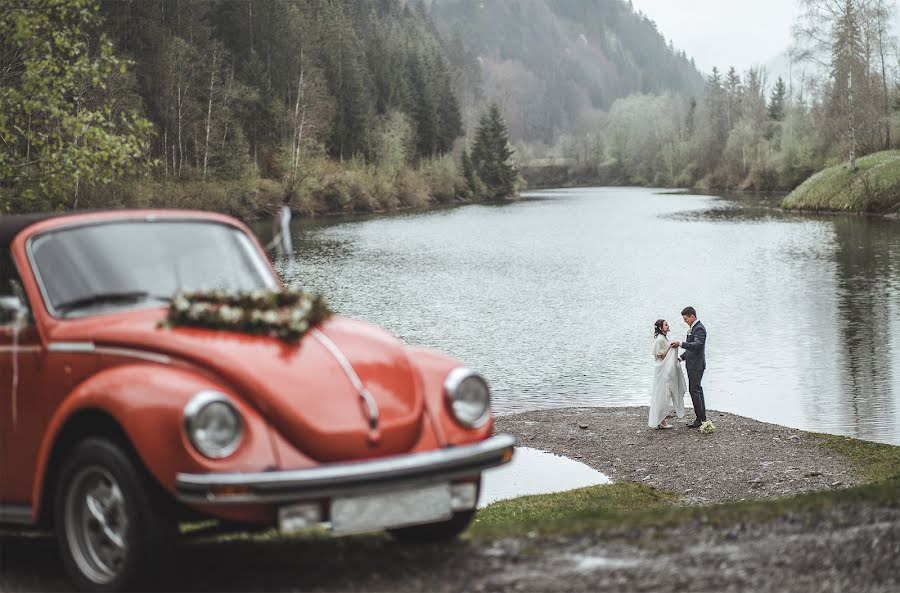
[699,419,717,434]
[161,288,333,343]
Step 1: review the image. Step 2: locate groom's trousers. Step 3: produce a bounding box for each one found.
[687,369,706,422]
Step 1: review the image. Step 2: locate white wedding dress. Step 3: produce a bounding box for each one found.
[648,334,687,428]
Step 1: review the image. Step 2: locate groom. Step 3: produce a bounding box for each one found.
[670,306,707,428]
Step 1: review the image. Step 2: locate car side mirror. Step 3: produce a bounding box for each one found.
[0,295,29,326]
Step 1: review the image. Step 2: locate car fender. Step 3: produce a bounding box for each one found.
[405,346,494,446]
[33,364,278,518]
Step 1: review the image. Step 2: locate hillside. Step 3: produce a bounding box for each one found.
[428,0,705,144]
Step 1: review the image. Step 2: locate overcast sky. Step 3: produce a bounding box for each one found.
[629,0,801,74]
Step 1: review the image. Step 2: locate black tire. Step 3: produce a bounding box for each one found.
[388,480,481,543]
[53,437,175,592]
[388,508,477,543]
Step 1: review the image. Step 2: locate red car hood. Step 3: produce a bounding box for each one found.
[66,313,426,462]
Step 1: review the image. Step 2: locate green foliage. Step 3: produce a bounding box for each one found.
[370,111,413,169]
[0,0,153,210]
[419,154,469,202]
[471,103,518,199]
[461,149,477,193]
[68,178,263,218]
[318,1,373,161]
[606,93,687,186]
[768,77,787,121]
[90,0,466,195]
[781,150,900,213]
[813,432,900,482]
[163,288,332,344]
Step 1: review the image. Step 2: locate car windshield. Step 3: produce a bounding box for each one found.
[30,220,278,318]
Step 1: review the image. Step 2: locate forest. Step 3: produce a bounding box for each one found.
[520,0,900,194]
[4,0,893,214]
[0,0,519,215]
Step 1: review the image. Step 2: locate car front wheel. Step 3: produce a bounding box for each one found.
[54,438,175,592]
[388,480,480,543]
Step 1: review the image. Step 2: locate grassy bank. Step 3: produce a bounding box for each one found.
[780,150,900,214]
[0,155,498,221]
[469,434,900,540]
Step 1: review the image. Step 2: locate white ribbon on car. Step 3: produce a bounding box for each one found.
[311,328,380,433]
[9,315,25,427]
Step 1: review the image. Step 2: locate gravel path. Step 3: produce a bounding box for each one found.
[495,406,863,503]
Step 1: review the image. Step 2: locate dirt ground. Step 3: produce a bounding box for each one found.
[2,407,897,593]
[494,406,864,503]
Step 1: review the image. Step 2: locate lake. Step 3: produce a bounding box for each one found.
[260,188,900,445]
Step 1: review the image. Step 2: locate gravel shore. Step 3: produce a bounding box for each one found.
[2,407,896,593]
[494,406,863,503]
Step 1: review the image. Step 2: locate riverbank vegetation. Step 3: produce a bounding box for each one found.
[780,150,900,213]
[0,0,521,217]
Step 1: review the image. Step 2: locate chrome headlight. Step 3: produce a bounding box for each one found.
[183,391,243,459]
[444,368,491,428]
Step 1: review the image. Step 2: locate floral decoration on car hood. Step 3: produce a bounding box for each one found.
[160,288,333,343]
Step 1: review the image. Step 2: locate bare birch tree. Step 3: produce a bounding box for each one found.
[795,0,873,171]
[286,55,331,194]
[203,47,219,182]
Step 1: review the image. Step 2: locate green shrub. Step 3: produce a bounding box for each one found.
[419,155,467,203]
[395,168,430,208]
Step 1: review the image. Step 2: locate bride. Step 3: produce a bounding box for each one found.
[649,319,686,429]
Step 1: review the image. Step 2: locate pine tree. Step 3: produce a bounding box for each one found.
[406,52,437,159]
[724,66,742,128]
[768,77,787,121]
[471,102,517,199]
[319,1,373,161]
[461,148,477,192]
[436,69,462,154]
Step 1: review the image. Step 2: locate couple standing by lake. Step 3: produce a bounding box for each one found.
[649,306,707,430]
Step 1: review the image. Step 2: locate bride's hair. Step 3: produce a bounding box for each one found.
[654,319,666,337]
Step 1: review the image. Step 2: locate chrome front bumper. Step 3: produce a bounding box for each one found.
[175,434,515,505]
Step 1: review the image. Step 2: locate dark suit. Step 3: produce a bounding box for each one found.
[679,321,707,422]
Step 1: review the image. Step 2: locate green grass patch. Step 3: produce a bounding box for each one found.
[814,433,900,483]
[781,150,900,214]
[470,483,677,537]
[467,478,900,540]
[469,435,900,540]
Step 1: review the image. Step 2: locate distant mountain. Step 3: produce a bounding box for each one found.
[427,0,705,144]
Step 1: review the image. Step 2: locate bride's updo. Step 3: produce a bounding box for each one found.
[654,319,666,337]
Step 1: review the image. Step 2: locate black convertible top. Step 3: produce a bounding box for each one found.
[1,210,244,251]
[0,212,72,249]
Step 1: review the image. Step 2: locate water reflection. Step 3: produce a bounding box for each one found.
[478,448,611,507]
[252,188,900,445]
[832,217,898,442]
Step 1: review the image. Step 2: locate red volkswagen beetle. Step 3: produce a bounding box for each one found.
[0,210,514,591]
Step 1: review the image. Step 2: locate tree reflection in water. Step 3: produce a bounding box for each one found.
[831,216,900,441]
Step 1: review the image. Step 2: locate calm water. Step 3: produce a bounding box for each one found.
[479,447,610,507]
[259,188,900,445]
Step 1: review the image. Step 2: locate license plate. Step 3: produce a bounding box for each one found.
[330,483,452,535]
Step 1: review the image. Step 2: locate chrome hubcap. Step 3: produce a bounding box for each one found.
[65,466,129,584]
